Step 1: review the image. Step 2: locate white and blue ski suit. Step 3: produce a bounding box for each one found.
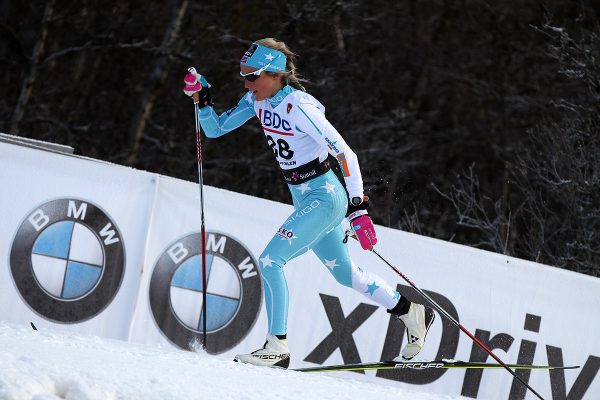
[199,85,401,335]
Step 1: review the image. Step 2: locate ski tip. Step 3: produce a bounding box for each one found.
[30,322,37,331]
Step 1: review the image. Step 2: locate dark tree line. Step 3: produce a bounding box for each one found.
[2,1,599,276]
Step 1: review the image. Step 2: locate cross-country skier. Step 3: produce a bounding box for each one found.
[183,38,435,369]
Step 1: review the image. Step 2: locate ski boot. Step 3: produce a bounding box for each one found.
[234,334,290,368]
[388,296,435,360]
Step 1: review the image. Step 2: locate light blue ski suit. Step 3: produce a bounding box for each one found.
[199,85,401,335]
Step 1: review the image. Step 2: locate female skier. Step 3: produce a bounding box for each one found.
[183,38,434,368]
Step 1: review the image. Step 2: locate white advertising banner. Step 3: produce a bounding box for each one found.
[128,174,296,356]
[1,140,599,399]
[127,174,600,400]
[0,142,156,339]
[285,227,600,399]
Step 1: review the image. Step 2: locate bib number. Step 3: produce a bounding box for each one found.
[266,135,294,160]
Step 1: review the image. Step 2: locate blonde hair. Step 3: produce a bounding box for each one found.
[257,38,306,92]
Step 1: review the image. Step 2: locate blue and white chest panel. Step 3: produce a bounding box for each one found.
[254,97,326,169]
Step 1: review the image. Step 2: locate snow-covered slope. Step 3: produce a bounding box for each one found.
[0,322,458,400]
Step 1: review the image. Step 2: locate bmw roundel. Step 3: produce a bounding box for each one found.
[149,231,262,354]
[10,198,125,322]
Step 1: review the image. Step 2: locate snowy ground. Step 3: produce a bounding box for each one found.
[0,322,459,400]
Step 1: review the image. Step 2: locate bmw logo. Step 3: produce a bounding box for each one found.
[10,199,125,322]
[149,231,262,354]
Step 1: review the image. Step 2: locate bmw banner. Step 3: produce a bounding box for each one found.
[0,142,155,339]
[127,176,285,356]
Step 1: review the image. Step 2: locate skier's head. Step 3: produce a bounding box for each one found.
[240,38,305,100]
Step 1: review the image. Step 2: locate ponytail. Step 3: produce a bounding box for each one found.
[257,38,307,91]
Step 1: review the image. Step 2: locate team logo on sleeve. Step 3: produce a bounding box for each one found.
[9,199,125,322]
[325,137,341,153]
[149,231,262,354]
[337,153,351,177]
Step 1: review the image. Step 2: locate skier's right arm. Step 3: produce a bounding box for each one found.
[198,94,255,138]
[183,70,254,138]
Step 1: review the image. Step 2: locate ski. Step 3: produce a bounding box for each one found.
[294,360,580,373]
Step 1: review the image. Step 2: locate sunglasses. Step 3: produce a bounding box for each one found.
[239,54,282,82]
[239,63,270,82]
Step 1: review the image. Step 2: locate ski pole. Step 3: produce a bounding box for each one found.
[189,67,208,350]
[371,248,546,400]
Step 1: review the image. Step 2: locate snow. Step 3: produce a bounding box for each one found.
[0,322,459,400]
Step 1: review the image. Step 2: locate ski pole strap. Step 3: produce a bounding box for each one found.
[282,158,331,185]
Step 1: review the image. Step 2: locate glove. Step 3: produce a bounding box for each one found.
[347,196,377,250]
[183,67,212,108]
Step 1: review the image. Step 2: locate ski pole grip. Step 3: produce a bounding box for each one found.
[186,66,211,88]
[186,67,200,104]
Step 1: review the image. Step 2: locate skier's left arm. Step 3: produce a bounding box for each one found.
[295,102,364,199]
[295,102,377,250]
